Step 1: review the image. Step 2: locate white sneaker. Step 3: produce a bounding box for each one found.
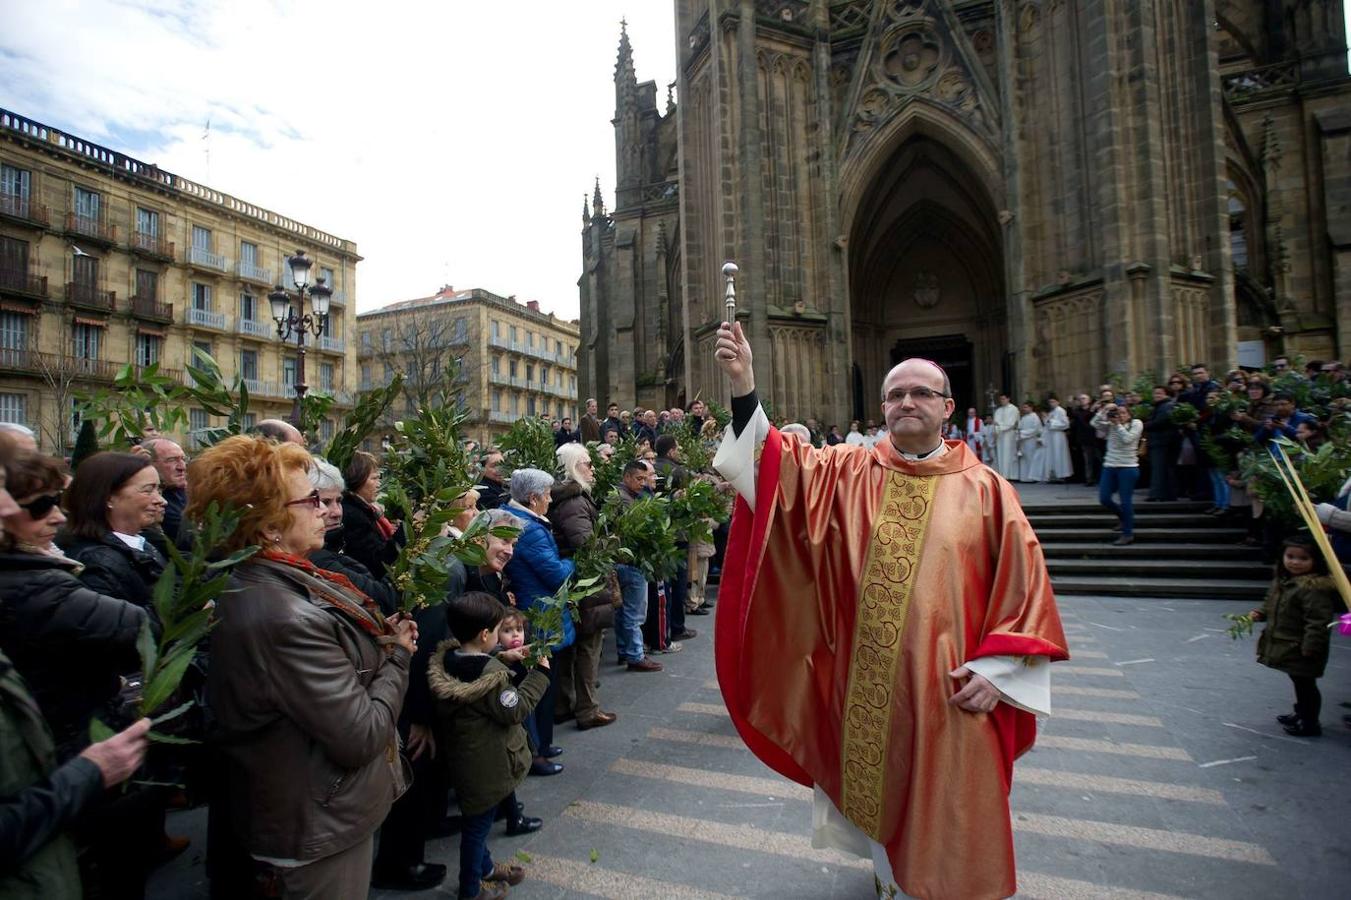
[658,642,684,654]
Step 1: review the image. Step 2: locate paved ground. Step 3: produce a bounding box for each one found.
[150,589,1351,899]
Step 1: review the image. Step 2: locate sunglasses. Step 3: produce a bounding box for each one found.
[284,490,323,511]
[19,492,64,519]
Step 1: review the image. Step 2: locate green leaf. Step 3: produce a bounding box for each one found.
[589,848,599,864]
[140,644,198,717]
[515,850,533,864]
[88,718,115,743]
[135,617,158,687]
[150,699,196,727]
[146,730,199,745]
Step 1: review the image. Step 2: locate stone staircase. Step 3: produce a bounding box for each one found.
[1023,500,1271,600]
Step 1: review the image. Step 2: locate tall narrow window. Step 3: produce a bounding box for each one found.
[0,393,28,425]
[192,283,212,311]
[239,349,259,381]
[0,236,29,287]
[72,323,102,359]
[135,269,158,300]
[0,312,28,350]
[73,186,100,222]
[136,333,162,367]
[0,164,30,212]
[191,226,211,251]
[239,292,256,321]
[282,356,297,386]
[136,207,159,237]
[319,362,335,391]
[72,255,98,287]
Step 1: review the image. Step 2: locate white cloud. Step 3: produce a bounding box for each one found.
[0,0,677,319]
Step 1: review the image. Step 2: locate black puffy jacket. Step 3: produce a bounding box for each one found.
[339,494,403,581]
[56,532,166,612]
[0,552,147,761]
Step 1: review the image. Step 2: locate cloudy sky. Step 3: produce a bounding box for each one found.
[0,0,677,319]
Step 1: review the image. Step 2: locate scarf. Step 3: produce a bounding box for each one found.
[257,549,394,640]
[351,494,398,540]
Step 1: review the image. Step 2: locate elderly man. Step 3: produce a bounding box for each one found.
[254,418,305,446]
[144,438,189,541]
[711,320,1066,899]
[0,423,38,450]
[579,399,602,443]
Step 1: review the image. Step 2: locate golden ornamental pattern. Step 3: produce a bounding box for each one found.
[839,471,937,838]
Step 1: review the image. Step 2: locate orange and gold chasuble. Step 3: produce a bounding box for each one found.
[715,429,1069,900]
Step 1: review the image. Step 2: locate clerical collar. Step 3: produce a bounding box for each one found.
[896,441,948,462]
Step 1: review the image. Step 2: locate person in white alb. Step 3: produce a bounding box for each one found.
[992,395,1020,480]
[1042,397,1074,482]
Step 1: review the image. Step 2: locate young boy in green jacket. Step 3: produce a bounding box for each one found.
[429,592,550,899]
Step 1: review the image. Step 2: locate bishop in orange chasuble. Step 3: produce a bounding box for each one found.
[713,391,1069,900]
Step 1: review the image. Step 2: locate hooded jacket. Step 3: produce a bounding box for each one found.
[1256,574,1338,678]
[427,639,548,816]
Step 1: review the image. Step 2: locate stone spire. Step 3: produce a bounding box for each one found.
[666,81,676,115]
[615,19,636,95]
[582,193,591,224]
[593,177,605,217]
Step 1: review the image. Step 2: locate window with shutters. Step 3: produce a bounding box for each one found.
[136,207,159,237]
[239,349,259,381]
[136,333,162,367]
[192,283,211,311]
[0,164,30,212]
[72,254,98,287]
[0,236,30,283]
[0,313,27,350]
[72,323,101,359]
[0,393,27,425]
[135,269,158,301]
[282,356,297,386]
[191,225,211,251]
[73,186,100,222]
[319,362,334,391]
[189,408,210,447]
[239,292,256,321]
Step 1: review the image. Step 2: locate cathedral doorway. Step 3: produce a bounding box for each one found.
[847,133,1006,416]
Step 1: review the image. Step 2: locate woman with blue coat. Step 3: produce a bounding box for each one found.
[502,468,572,775]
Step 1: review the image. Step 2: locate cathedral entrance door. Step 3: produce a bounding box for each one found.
[889,334,974,412]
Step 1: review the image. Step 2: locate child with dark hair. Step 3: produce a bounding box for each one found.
[492,607,543,836]
[429,593,550,899]
[1246,533,1338,737]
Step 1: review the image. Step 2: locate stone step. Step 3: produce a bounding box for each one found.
[1050,575,1269,599]
[1046,557,1270,580]
[1033,527,1246,543]
[1027,513,1223,529]
[1023,500,1211,515]
[1041,541,1258,560]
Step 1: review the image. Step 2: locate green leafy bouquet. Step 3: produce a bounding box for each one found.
[497,416,558,474]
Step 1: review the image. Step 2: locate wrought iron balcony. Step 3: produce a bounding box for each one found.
[488,410,515,424]
[66,282,115,311]
[68,355,121,380]
[64,213,117,247]
[237,261,273,285]
[330,290,347,306]
[130,294,173,322]
[185,307,227,330]
[0,266,47,300]
[0,348,41,373]
[187,246,228,272]
[237,318,274,339]
[0,192,48,228]
[131,231,174,261]
[317,335,345,353]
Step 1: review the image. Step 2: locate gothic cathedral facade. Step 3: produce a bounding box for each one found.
[579,1,1350,424]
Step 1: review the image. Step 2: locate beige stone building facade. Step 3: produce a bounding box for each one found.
[0,107,360,451]
[580,1,1350,424]
[356,286,579,448]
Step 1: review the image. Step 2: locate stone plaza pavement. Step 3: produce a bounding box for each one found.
[151,585,1351,899]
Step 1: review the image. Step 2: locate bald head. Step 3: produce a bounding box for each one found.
[881,359,950,401]
[255,419,304,446]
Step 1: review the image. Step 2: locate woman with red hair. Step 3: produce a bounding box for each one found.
[191,436,417,899]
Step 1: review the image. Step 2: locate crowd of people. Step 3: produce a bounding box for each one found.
[0,397,730,900]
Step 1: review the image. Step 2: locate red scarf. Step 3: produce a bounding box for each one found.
[259,549,393,639]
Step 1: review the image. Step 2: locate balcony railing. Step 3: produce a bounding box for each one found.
[0,192,48,227]
[131,231,174,260]
[238,318,274,339]
[242,377,263,396]
[130,294,173,321]
[237,261,273,284]
[488,335,510,351]
[0,349,178,382]
[0,266,47,299]
[330,290,347,306]
[64,213,116,245]
[488,410,515,424]
[187,246,228,272]
[66,282,115,311]
[68,355,121,380]
[185,307,227,329]
[317,335,345,353]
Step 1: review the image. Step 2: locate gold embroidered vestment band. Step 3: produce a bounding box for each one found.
[839,471,937,836]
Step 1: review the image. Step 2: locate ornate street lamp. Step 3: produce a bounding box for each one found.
[270,249,332,427]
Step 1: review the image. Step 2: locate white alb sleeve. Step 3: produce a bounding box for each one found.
[712,405,771,512]
[963,655,1052,717]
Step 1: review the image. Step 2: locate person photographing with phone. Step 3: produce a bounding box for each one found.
[1090,401,1144,545]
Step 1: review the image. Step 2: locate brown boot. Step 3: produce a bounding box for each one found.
[458,879,510,899]
[577,711,618,731]
[485,862,526,885]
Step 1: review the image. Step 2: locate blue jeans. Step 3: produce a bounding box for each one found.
[1098,466,1139,536]
[615,564,648,662]
[1207,468,1230,509]
[457,807,496,897]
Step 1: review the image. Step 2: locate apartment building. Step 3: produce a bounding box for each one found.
[0,107,361,450]
[357,285,579,447]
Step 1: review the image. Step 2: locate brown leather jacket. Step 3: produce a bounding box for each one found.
[207,559,410,863]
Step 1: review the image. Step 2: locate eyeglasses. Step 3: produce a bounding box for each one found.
[885,387,950,403]
[19,492,63,519]
[284,490,323,511]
